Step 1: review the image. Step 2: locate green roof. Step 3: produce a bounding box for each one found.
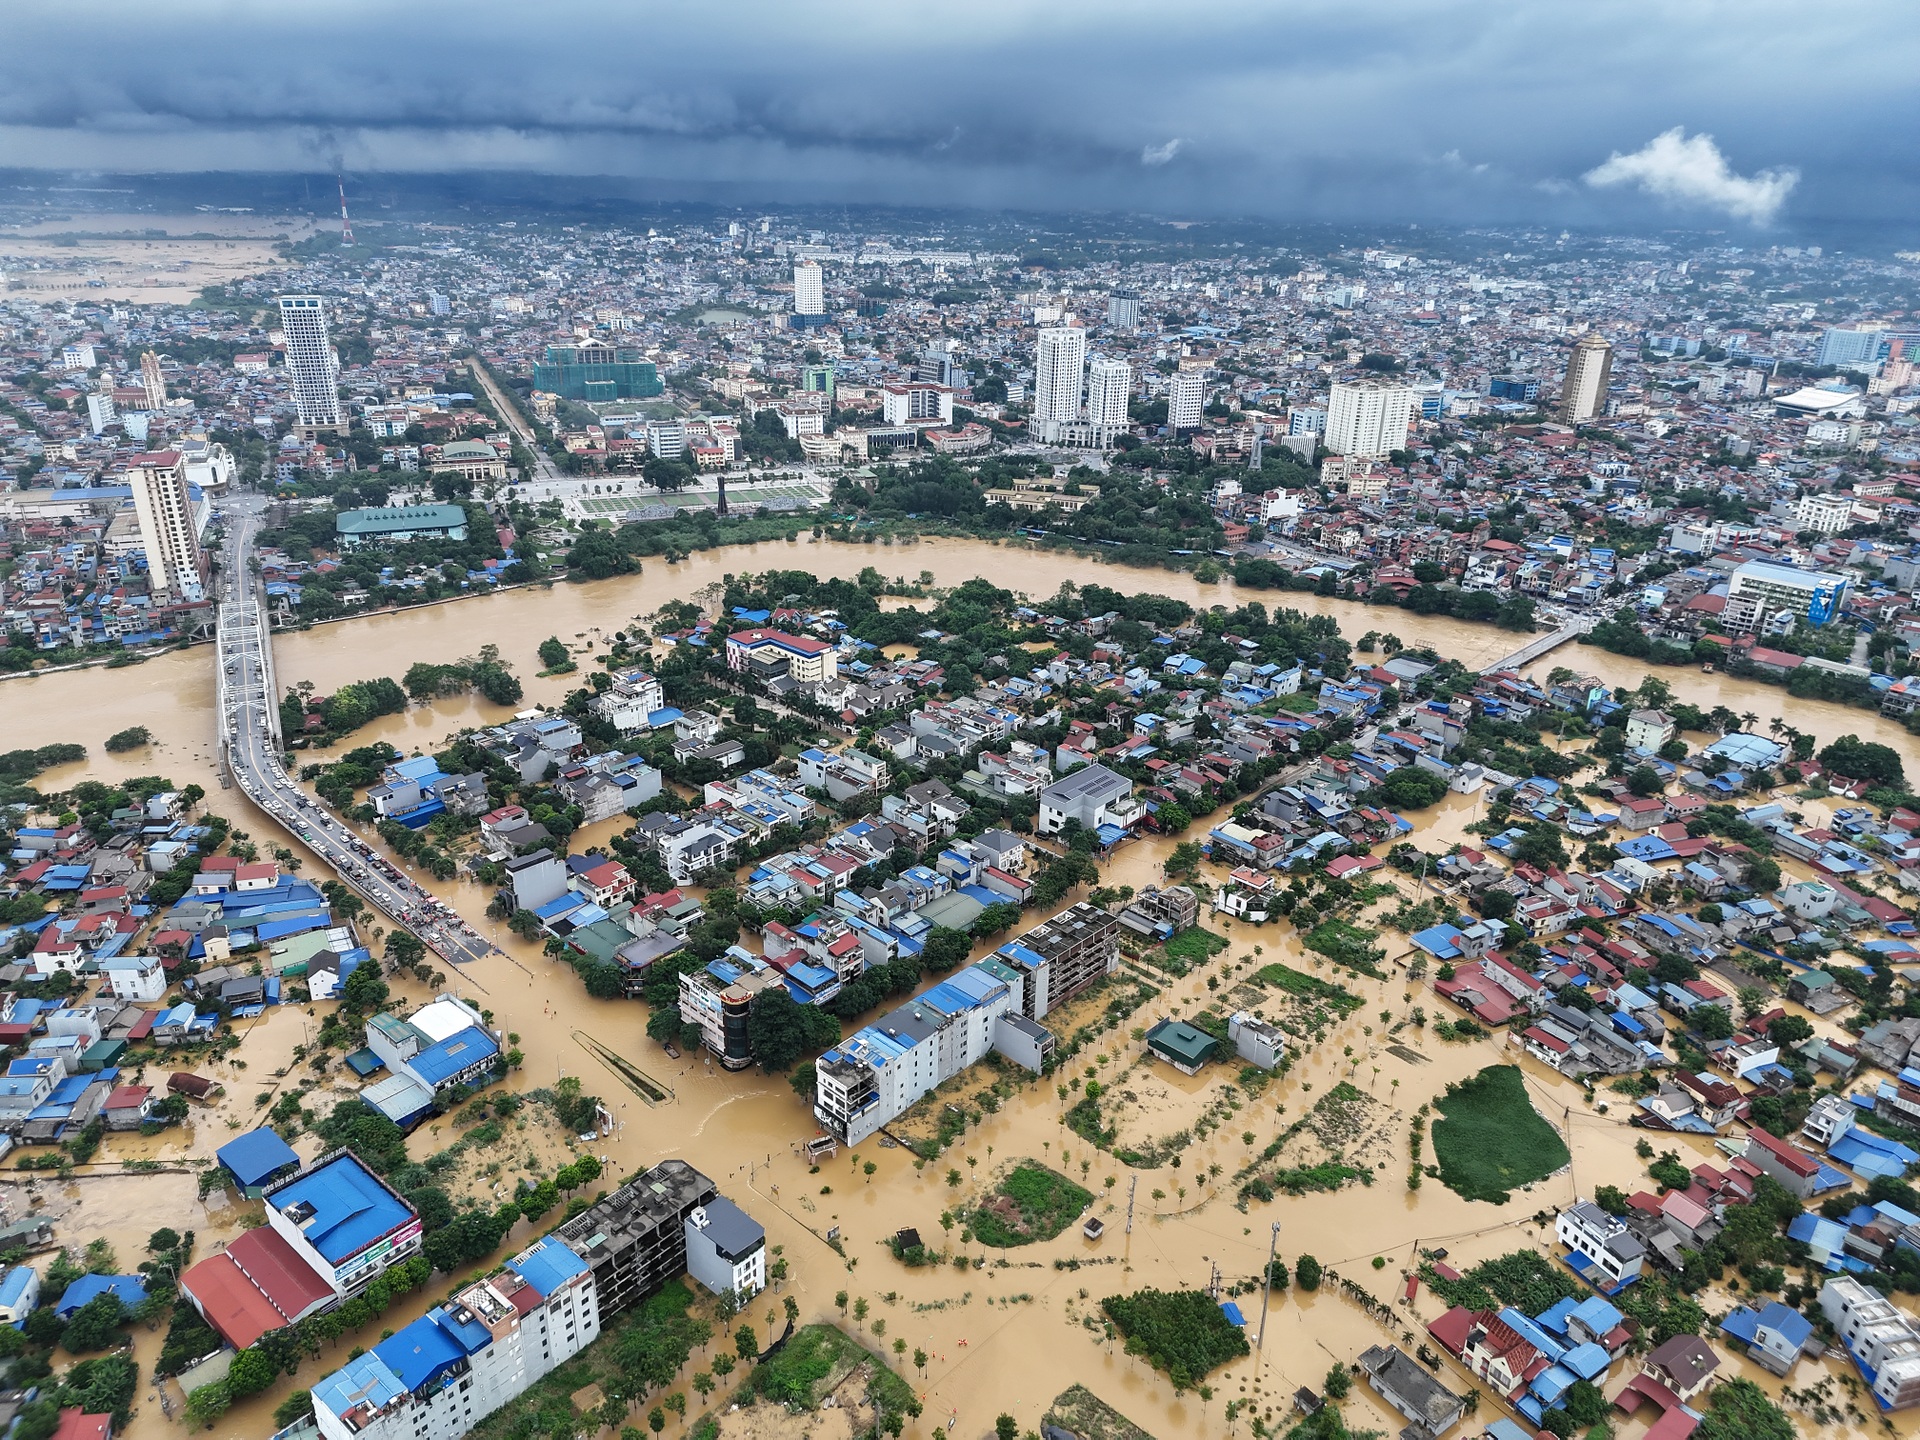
[438,440,499,460]
[335,503,469,537]
[1145,1019,1220,1067]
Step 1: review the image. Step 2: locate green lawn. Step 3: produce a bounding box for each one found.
[973,1160,1094,1247]
[1430,1064,1570,1203]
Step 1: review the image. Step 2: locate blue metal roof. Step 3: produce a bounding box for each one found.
[408,1025,500,1086]
[216,1126,299,1186]
[268,1152,413,1264]
[54,1273,146,1318]
[371,1311,469,1392]
[508,1238,588,1299]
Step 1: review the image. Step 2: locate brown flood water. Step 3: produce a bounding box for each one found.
[2,538,1916,1440]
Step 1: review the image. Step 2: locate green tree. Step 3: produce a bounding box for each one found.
[1818,735,1904,789]
[996,1416,1019,1440]
[735,1323,757,1360]
[538,636,570,669]
[225,1346,279,1397]
[1294,1254,1322,1291]
[745,989,841,1072]
[922,927,973,974]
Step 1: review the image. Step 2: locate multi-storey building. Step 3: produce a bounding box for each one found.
[312,1237,599,1440]
[128,450,208,601]
[1167,371,1206,431]
[880,383,953,426]
[1085,356,1132,443]
[553,1161,718,1318]
[1029,324,1087,443]
[1559,334,1614,424]
[725,628,839,684]
[261,1151,422,1298]
[793,261,825,316]
[279,296,346,436]
[1822,1277,1920,1409]
[1722,559,1852,632]
[813,966,1019,1145]
[990,901,1120,1020]
[1325,378,1415,457]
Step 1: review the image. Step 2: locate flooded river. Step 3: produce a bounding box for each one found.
[3,537,1915,1440]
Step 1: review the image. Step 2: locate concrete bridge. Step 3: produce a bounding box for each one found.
[1476,619,1589,676]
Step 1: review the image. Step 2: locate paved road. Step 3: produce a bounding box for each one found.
[466,359,563,482]
[214,496,496,967]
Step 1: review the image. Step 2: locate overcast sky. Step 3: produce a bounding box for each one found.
[2,1,1912,231]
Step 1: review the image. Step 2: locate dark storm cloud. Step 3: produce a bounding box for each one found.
[1,0,1912,226]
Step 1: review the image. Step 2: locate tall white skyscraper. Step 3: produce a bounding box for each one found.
[1106,294,1140,332]
[278,296,345,435]
[1086,357,1133,441]
[1167,372,1207,431]
[1559,333,1614,424]
[139,351,167,412]
[1325,379,1415,457]
[1029,324,1087,443]
[792,262,824,316]
[129,450,207,601]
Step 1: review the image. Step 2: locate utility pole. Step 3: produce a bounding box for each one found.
[1125,1175,1137,1234]
[1257,1222,1279,1349]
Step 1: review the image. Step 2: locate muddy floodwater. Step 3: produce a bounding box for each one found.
[4,536,1917,1440]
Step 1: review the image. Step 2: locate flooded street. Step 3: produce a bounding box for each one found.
[4,536,1918,1440]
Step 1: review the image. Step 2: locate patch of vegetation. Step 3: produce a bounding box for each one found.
[1161,926,1228,968]
[1101,1288,1250,1391]
[1423,1248,1581,1316]
[972,1162,1094,1248]
[748,1323,921,1434]
[103,726,151,753]
[1301,918,1386,978]
[1430,1064,1568,1203]
[1044,1385,1157,1440]
[1255,962,1364,1015]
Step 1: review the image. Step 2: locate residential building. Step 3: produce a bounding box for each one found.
[1325,379,1415,457]
[1036,762,1141,836]
[1821,1277,1920,1409]
[312,1236,600,1440]
[1086,356,1132,443]
[139,350,167,411]
[279,296,346,436]
[1357,1344,1467,1436]
[793,261,825,316]
[1106,293,1140,331]
[1167,371,1206,432]
[128,451,207,601]
[592,670,664,733]
[683,1197,766,1301]
[553,1160,719,1319]
[992,902,1121,1020]
[1556,1200,1646,1287]
[1228,1011,1286,1070]
[1794,491,1856,534]
[1559,334,1613,424]
[814,966,1023,1145]
[1029,324,1087,444]
[1624,709,1675,753]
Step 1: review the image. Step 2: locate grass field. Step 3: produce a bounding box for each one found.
[1430,1064,1570,1203]
[972,1160,1094,1247]
[1045,1385,1158,1440]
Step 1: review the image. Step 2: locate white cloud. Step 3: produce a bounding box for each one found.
[1140,138,1181,166]
[1583,127,1797,224]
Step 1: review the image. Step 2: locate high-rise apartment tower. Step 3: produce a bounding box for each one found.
[1325,379,1415,457]
[128,451,207,602]
[1559,334,1614,425]
[278,296,345,436]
